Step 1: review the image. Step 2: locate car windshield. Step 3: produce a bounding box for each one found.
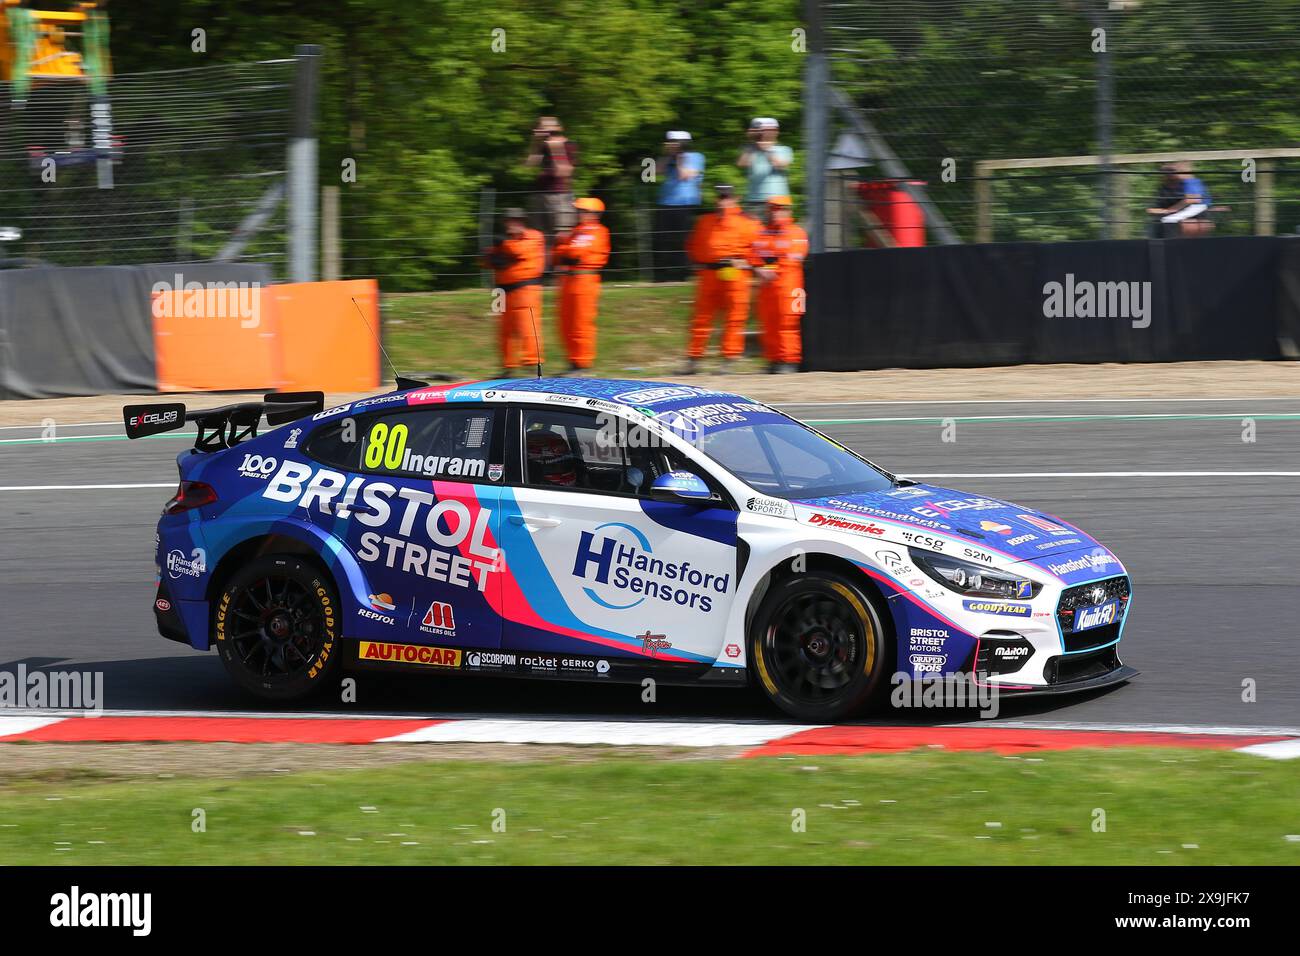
[698,419,892,499]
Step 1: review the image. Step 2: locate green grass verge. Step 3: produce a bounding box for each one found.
[3,749,1298,865]
[382,283,770,381]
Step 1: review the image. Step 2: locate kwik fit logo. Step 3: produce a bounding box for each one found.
[572,522,730,614]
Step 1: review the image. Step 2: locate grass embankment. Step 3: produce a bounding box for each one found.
[2,748,1297,865]
[382,283,768,380]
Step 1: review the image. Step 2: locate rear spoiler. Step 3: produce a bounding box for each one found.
[123,391,324,451]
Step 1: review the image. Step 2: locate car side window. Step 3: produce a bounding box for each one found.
[307,407,498,482]
[522,408,673,496]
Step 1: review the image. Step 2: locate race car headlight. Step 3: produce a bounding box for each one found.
[908,549,1042,599]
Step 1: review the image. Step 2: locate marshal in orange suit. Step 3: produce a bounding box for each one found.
[750,195,808,373]
[482,207,546,374]
[553,197,610,372]
[681,183,759,374]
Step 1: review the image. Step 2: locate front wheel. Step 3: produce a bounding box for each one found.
[750,568,892,722]
[214,555,342,700]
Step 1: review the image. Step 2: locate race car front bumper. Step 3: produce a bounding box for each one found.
[992,645,1139,696]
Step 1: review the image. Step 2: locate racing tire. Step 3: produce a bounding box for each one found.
[214,555,342,701]
[749,568,893,722]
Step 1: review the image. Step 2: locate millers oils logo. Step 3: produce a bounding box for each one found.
[420,601,455,636]
[359,641,461,668]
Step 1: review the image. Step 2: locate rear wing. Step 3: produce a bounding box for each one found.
[122,391,324,451]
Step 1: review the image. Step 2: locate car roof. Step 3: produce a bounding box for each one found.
[397,377,759,411]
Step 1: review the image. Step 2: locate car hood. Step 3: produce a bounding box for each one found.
[792,484,1124,578]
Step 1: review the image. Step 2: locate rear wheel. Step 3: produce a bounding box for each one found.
[214,555,341,700]
[750,568,892,721]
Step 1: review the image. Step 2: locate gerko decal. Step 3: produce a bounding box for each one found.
[262,462,500,592]
[359,641,461,668]
[572,521,730,613]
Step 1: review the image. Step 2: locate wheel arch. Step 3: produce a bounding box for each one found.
[202,523,368,648]
[742,549,898,651]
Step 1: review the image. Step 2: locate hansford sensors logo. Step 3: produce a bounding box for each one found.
[571,522,730,612]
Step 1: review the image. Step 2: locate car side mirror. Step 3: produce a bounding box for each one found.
[649,470,714,505]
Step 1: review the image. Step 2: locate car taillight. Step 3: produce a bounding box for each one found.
[164,481,218,515]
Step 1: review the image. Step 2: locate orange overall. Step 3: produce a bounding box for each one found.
[553,221,610,368]
[685,207,759,359]
[484,228,546,370]
[750,220,808,365]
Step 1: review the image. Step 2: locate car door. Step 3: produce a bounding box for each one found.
[497,404,740,670]
[303,402,506,653]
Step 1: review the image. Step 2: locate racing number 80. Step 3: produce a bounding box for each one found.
[364,422,408,470]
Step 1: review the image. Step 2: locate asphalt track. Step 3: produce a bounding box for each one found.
[2,397,1298,730]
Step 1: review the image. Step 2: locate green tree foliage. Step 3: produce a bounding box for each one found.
[104,0,806,289]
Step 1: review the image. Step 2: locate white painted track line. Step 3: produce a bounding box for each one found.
[0,483,174,491]
[0,715,69,738]
[1236,739,1300,760]
[379,718,823,747]
[971,720,1300,737]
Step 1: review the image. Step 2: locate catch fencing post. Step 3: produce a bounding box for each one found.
[288,44,322,283]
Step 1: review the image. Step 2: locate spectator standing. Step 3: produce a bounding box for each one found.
[750,195,808,374]
[738,117,793,215]
[654,130,704,281]
[681,183,759,374]
[482,208,546,376]
[554,197,610,374]
[525,116,579,254]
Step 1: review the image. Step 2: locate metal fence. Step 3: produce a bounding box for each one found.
[808,0,1300,247]
[1,58,294,273]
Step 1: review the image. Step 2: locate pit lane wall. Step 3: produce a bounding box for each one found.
[0,265,380,398]
[804,236,1300,370]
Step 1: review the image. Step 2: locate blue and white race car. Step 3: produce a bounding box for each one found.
[125,378,1135,721]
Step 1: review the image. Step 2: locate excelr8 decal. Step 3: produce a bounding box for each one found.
[571,522,731,613]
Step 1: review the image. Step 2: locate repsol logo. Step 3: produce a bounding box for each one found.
[571,523,728,613]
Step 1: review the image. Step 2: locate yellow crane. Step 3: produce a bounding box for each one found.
[1,0,111,101]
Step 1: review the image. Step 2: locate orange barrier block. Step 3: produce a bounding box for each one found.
[269,279,381,392]
[151,278,382,393]
[152,283,282,391]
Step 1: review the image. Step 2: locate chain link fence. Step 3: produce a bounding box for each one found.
[818,0,1300,245]
[1,59,294,273]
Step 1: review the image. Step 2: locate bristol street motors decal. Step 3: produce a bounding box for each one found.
[571,521,731,613]
[263,462,500,592]
[358,641,462,668]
